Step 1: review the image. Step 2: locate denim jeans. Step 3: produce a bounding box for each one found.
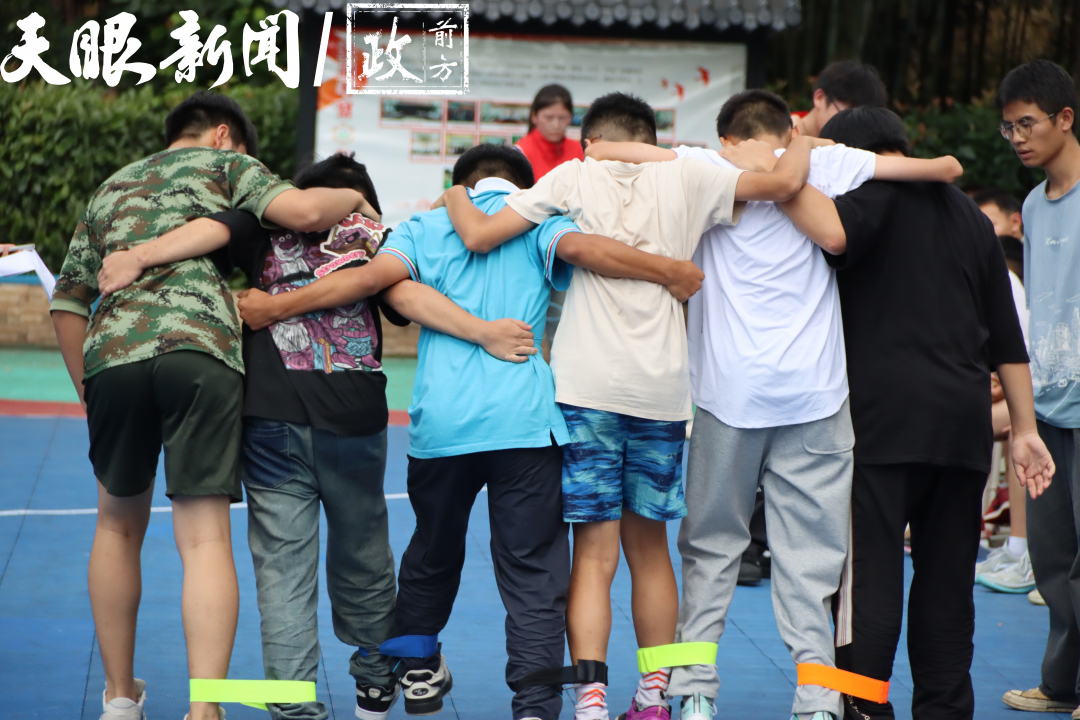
[242,417,397,720]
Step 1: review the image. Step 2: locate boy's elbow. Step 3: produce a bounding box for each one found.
[946,156,964,183]
[821,232,847,255]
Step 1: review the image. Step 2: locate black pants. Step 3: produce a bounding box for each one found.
[1028,421,1080,703]
[836,463,984,720]
[395,444,570,720]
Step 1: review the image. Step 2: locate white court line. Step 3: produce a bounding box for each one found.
[0,491,420,517]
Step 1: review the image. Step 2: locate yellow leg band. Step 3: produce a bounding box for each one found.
[636,643,719,673]
[190,679,317,710]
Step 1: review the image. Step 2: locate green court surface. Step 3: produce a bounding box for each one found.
[0,348,417,410]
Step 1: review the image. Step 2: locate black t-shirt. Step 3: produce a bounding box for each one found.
[826,181,1029,473]
[210,210,408,437]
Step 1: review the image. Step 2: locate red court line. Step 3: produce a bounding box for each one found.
[0,399,411,426]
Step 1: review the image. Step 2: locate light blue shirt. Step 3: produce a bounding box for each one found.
[379,177,579,458]
[1023,178,1080,428]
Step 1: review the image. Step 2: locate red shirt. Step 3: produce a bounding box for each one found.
[516,128,584,180]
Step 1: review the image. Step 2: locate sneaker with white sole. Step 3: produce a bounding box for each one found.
[680,694,714,720]
[974,545,1020,579]
[1002,688,1075,712]
[182,707,225,720]
[101,679,146,720]
[1030,588,1047,605]
[976,551,1036,593]
[397,653,453,715]
[356,681,401,720]
[790,714,836,720]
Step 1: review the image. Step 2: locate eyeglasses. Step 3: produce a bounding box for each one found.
[1000,112,1057,139]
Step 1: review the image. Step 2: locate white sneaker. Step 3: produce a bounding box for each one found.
[182,707,225,720]
[789,713,836,720]
[974,546,1020,578]
[1030,588,1047,605]
[680,694,715,720]
[101,679,146,719]
[977,551,1036,593]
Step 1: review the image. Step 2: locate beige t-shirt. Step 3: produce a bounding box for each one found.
[505,156,744,421]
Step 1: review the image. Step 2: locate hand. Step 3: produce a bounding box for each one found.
[429,189,451,210]
[476,318,537,363]
[98,249,147,296]
[1011,430,1056,499]
[0,244,17,257]
[664,259,705,303]
[355,195,381,222]
[719,139,780,172]
[237,288,284,331]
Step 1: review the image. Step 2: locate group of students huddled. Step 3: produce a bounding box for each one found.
[35,55,1080,720]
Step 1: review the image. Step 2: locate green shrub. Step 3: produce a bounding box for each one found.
[0,81,298,271]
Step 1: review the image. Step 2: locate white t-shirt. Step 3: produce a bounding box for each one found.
[505,156,744,421]
[679,143,876,428]
[1008,269,1029,349]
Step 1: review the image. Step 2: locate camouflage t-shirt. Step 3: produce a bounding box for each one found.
[50,147,294,378]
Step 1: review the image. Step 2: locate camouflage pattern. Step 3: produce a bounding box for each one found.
[51,147,293,378]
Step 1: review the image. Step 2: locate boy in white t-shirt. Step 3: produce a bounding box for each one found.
[588,89,962,720]
[440,92,828,720]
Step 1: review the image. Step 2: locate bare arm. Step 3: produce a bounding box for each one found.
[997,362,1056,498]
[51,310,89,411]
[556,232,704,302]
[729,136,823,202]
[778,185,848,255]
[583,142,678,163]
[383,280,538,363]
[873,154,963,183]
[97,218,231,296]
[236,253,411,330]
[443,186,537,253]
[263,187,377,232]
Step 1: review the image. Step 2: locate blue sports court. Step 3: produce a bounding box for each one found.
[0,412,1055,719]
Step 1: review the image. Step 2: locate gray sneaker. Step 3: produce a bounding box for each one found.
[975,545,1020,579]
[101,679,146,720]
[977,551,1035,593]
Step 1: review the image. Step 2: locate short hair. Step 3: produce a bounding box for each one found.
[996,60,1078,116]
[579,92,657,149]
[293,152,382,215]
[973,187,1021,216]
[999,235,1024,278]
[529,84,574,132]
[715,89,793,141]
[814,61,888,108]
[452,144,535,189]
[165,91,259,157]
[820,107,911,156]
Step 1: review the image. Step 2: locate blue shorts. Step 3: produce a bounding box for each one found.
[559,403,687,523]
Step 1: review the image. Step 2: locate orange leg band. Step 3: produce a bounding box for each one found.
[796,663,890,704]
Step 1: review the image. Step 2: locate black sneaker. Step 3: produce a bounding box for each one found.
[737,553,763,586]
[396,653,453,715]
[356,681,401,720]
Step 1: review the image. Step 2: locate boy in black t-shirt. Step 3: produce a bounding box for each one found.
[781,107,1055,720]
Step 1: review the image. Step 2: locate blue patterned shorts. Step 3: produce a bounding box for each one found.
[559,403,687,522]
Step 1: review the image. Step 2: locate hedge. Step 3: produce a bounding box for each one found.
[0,81,298,271]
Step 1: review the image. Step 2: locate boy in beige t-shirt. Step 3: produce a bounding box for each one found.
[442,92,824,720]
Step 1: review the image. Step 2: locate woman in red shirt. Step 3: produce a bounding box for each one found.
[516,84,583,179]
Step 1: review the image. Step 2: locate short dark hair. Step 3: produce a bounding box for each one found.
[165,91,259,157]
[529,84,574,132]
[293,153,382,215]
[452,144,535,189]
[820,107,911,156]
[973,187,1021,216]
[814,61,888,108]
[579,92,657,149]
[715,89,792,141]
[996,59,1078,116]
[999,235,1024,279]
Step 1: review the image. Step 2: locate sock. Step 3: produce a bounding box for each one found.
[1008,536,1028,556]
[633,668,671,709]
[574,682,609,720]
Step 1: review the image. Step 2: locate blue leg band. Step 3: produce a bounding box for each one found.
[378,634,439,658]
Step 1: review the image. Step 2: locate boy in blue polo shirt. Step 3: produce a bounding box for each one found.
[236,144,705,720]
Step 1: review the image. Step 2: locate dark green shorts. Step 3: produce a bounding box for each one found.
[84,350,244,502]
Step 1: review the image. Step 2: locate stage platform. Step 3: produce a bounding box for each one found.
[0,414,1056,719]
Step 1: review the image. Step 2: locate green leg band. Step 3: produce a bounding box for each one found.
[636,643,719,673]
[190,679,317,710]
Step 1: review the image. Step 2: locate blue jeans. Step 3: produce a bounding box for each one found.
[242,418,397,720]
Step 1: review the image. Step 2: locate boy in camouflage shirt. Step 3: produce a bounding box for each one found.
[50,92,374,720]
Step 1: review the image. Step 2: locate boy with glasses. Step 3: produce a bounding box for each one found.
[995,60,1080,717]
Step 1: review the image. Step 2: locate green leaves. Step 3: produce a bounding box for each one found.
[0,80,297,271]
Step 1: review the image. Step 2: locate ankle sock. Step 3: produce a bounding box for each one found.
[575,682,609,720]
[633,668,671,709]
[1008,536,1028,557]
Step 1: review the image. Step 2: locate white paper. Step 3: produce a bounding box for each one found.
[0,249,56,301]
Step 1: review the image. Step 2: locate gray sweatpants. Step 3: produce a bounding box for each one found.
[668,402,854,718]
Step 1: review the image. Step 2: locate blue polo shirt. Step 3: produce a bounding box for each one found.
[379,177,579,458]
